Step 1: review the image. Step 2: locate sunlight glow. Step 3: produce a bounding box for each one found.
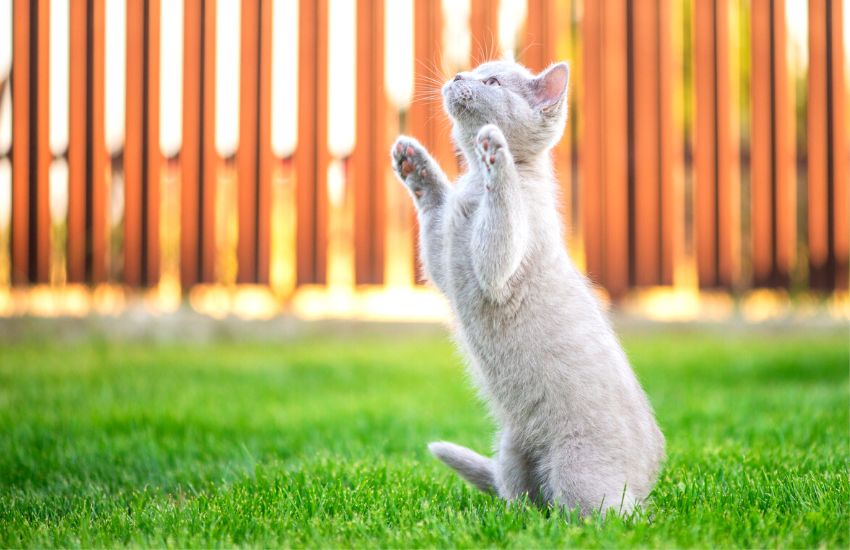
[498,0,526,58]
[49,0,69,155]
[0,77,10,155]
[786,0,807,65]
[0,159,9,226]
[442,0,471,72]
[0,0,10,78]
[104,0,126,153]
[327,0,356,158]
[48,158,68,223]
[159,0,183,157]
[385,0,414,109]
[271,0,298,157]
[215,0,241,156]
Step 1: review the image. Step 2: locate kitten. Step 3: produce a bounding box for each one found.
[390,59,665,515]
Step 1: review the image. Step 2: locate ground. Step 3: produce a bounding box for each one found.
[0,326,847,547]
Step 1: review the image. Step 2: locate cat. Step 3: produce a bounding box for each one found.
[390,58,665,515]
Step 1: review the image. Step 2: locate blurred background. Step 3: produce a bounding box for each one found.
[0,0,847,322]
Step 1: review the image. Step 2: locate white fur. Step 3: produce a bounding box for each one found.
[391,60,664,515]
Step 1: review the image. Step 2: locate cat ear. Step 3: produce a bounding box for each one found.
[532,62,569,111]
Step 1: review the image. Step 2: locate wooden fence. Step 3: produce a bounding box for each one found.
[0,0,847,300]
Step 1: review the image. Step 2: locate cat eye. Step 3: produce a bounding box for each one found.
[483,77,500,86]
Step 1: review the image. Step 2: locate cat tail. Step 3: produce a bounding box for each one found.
[428,441,497,493]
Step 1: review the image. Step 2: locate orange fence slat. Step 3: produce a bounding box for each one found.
[751,0,795,287]
[830,0,848,289]
[807,0,828,285]
[772,0,795,283]
[124,0,143,285]
[90,0,107,283]
[525,0,572,244]
[693,0,717,287]
[11,0,50,284]
[409,0,453,283]
[581,0,603,285]
[11,0,31,285]
[257,0,272,285]
[353,0,386,285]
[295,0,329,285]
[238,0,260,283]
[181,0,201,287]
[659,0,681,285]
[807,0,844,289]
[601,0,629,298]
[145,0,161,285]
[68,0,87,282]
[201,0,217,283]
[694,0,739,288]
[750,0,773,285]
[124,0,160,287]
[714,0,740,288]
[35,0,49,283]
[632,0,661,286]
[470,0,499,63]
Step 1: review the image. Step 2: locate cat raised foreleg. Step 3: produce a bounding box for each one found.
[469,124,528,303]
[391,137,451,291]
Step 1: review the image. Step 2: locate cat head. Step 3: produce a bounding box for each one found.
[442,60,570,162]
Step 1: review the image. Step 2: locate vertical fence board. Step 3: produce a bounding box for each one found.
[90,0,107,282]
[659,0,681,285]
[35,0,49,283]
[602,0,629,298]
[353,0,386,284]
[632,0,661,286]
[11,0,31,285]
[68,0,87,282]
[181,0,201,286]
[146,0,160,285]
[694,0,739,288]
[693,0,717,287]
[714,0,740,287]
[238,0,259,283]
[69,0,107,283]
[751,0,795,287]
[772,0,795,284]
[257,0,272,285]
[11,0,50,284]
[750,0,773,284]
[830,0,848,289]
[124,0,160,287]
[236,0,273,284]
[182,0,217,286]
[295,0,329,284]
[526,0,573,247]
[198,0,219,283]
[581,0,604,285]
[470,0,499,62]
[807,0,828,286]
[201,0,217,282]
[124,0,143,285]
[410,0,453,283]
[807,0,847,289]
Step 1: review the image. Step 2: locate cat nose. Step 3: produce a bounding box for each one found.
[453,74,464,82]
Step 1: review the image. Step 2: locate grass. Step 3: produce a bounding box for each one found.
[0,327,847,548]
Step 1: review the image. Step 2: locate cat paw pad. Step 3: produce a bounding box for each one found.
[475,125,507,175]
[391,137,429,181]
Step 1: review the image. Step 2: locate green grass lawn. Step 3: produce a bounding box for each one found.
[0,327,847,548]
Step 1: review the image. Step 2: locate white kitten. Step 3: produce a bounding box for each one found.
[390,59,665,515]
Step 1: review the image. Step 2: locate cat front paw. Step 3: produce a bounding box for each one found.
[391,136,433,198]
[475,125,510,185]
